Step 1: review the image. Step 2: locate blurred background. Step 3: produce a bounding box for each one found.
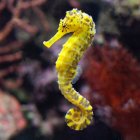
[0,0,140,140]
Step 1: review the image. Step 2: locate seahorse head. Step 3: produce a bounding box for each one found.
[43,8,95,48]
[58,8,95,33]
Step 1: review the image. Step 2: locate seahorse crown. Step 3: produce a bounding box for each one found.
[58,8,95,33]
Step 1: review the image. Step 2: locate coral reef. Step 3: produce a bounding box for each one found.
[0,0,51,139]
[96,0,140,60]
[109,0,140,60]
[0,0,139,139]
[0,0,49,79]
[0,90,26,140]
[84,39,140,139]
[113,0,140,19]
[0,0,49,41]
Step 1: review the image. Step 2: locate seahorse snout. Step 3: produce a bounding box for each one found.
[43,30,66,48]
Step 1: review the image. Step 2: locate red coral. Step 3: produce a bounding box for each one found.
[84,43,140,139]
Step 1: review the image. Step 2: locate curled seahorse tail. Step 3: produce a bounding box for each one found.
[65,107,93,130]
[59,82,93,130]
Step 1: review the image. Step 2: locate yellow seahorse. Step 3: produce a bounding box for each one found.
[43,9,96,130]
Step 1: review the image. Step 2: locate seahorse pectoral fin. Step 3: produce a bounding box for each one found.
[43,31,66,48]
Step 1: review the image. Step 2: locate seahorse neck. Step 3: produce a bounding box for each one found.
[73,30,89,40]
[73,29,92,46]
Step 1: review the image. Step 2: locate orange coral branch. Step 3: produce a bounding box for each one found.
[0,41,23,54]
[0,51,22,63]
[33,7,50,31]
[0,0,48,41]
[13,18,38,34]
[19,0,46,9]
[0,21,14,42]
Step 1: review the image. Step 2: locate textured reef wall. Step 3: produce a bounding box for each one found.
[84,43,140,140]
